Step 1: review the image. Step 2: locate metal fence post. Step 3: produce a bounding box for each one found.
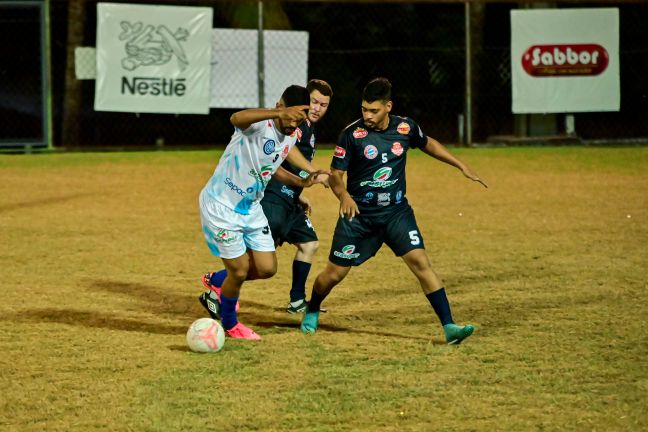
[257,0,265,108]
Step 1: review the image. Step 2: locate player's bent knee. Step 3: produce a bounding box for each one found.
[255,265,277,279]
[298,241,319,256]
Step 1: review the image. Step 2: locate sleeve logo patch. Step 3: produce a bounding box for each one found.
[334,146,346,158]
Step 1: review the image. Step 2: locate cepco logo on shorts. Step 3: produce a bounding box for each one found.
[522,44,609,77]
[333,244,360,259]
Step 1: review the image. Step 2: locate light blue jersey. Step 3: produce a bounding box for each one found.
[203,119,298,215]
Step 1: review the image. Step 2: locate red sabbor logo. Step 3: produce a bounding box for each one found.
[521,44,609,77]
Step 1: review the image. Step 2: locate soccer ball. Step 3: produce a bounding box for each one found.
[186,318,225,353]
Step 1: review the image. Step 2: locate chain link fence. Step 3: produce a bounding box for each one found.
[2,0,647,149]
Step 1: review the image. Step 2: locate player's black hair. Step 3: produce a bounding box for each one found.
[281,85,310,107]
[307,79,333,98]
[362,77,392,103]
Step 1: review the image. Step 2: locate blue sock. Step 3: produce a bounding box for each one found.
[426,288,455,326]
[220,295,239,330]
[209,269,228,287]
[290,260,311,302]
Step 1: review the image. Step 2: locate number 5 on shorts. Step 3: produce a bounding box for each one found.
[408,230,420,245]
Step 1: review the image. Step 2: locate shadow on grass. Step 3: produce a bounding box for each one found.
[0,193,95,213]
[5,308,186,335]
[238,307,434,342]
[90,279,199,317]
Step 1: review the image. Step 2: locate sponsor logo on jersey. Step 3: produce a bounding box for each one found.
[280,185,295,198]
[395,190,403,204]
[263,139,276,155]
[248,164,274,186]
[353,128,368,139]
[310,134,315,148]
[358,192,374,203]
[334,146,346,158]
[377,193,391,206]
[391,142,404,156]
[364,145,378,159]
[224,178,253,196]
[521,44,609,77]
[397,122,410,135]
[333,244,360,259]
[360,167,397,188]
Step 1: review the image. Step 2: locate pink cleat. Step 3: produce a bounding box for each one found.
[226,322,262,340]
[201,273,240,312]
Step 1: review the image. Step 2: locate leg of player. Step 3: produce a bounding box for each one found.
[287,240,318,313]
[200,248,277,314]
[401,249,475,345]
[217,250,276,341]
[301,261,351,334]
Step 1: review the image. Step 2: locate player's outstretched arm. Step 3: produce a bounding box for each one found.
[230,105,310,130]
[329,168,360,221]
[421,137,488,188]
[285,147,331,188]
[273,166,329,189]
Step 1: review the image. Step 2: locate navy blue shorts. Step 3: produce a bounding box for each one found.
[261,199,318,246]
[328,204,425,267]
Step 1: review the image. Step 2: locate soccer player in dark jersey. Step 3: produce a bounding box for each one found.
[300,77,488,345]
[200,79,333,315]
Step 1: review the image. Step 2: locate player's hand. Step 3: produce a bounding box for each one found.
[340,193,360,222]
[314,172,330,188]
[301,170,328,188]
[462,167,488,188]
[279,105,309,124]
[298,196,312,216]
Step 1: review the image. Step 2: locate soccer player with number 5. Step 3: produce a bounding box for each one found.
[300,77,488,344]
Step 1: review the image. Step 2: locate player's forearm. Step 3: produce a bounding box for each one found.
[422,137,466,171]
[273,166,305,187]
[230,108,281,130]
[285,146,315,174]
[329,170,350,201]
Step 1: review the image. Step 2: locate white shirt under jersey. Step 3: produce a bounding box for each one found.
[202,119,298,215]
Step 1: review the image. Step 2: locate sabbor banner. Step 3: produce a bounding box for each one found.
[210,29,308,108]
[95,3,212,114]
[511,8,619,113]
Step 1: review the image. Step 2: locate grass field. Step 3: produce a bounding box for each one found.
[1,147,647,431]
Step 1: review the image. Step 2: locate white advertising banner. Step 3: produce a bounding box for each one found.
[210,29,309,108]
[95,3,213,114]
[511,8,619,113]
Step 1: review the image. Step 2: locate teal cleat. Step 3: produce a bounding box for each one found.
[443,323,475,345]
[300,311,320,334]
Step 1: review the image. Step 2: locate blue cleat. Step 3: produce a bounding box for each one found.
[443,323,475,345]
[300,311,320,334]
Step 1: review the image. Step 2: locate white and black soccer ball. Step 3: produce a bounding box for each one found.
[186,318,225,353]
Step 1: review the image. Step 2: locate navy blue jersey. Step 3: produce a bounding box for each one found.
[263,119,316,205]
[332,115,427,213]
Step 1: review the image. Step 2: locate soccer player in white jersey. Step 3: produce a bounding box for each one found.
[199,85,328,340]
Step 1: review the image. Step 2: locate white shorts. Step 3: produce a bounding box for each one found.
[199,189,275,259]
